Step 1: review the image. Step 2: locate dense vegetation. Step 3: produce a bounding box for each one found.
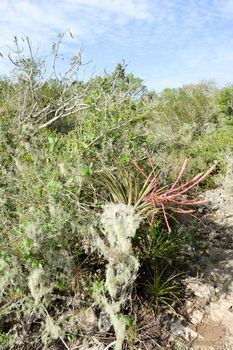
[0,36,233,349]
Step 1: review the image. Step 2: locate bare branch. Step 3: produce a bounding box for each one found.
[38,105,88,130]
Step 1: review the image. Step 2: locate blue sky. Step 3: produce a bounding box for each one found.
[0,0,233,91]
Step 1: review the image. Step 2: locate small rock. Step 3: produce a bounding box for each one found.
[170,320,200,341]
[186,280,214,299]
[198,207,205,214]
[194,285,214,298]
[190,310,204,325]
[185,300,195,314]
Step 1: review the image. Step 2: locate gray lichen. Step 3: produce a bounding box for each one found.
[92,204,140,350]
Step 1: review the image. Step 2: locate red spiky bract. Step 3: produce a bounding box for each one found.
[132,157,216,233]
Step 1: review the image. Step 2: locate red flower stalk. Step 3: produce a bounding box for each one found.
[132,157,216,233]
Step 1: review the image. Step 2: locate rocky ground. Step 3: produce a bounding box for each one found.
[170,158,233,350]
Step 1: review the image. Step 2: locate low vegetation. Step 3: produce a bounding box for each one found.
[0,34,233,349]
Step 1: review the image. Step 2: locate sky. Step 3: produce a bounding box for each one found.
[0,0,233,91]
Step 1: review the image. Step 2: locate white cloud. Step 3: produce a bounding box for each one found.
[0,0,152,43]
[0,0,154,78]
[0,0,154,67]
[67,0,153,20]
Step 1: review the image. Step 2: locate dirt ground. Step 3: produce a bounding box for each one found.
[174,158,233,350]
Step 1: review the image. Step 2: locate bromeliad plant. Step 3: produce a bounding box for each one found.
[133,157,216,232]
[97,157,216,233]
